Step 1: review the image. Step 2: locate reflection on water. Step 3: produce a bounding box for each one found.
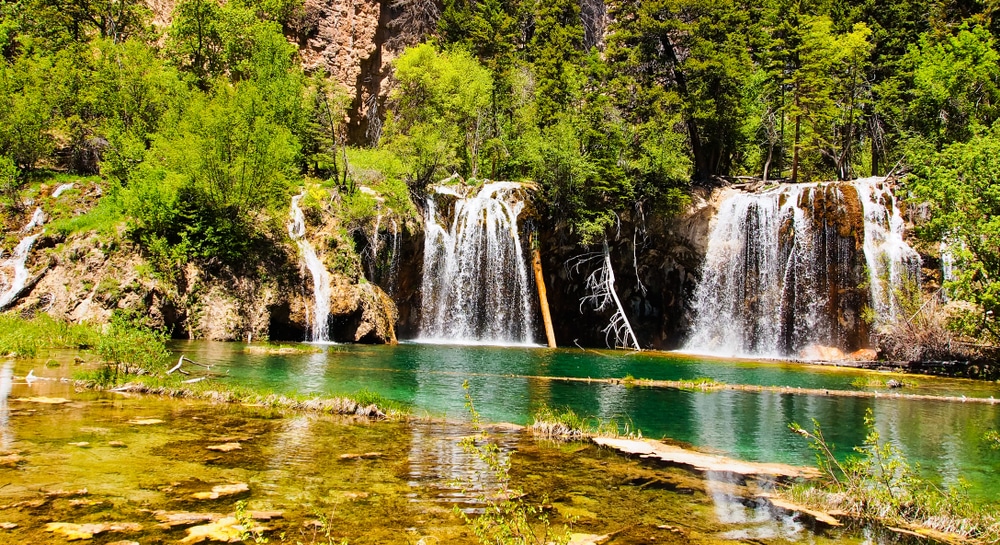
[0,364,966,544]
[162,341,1000,503]
[0,360,12,450]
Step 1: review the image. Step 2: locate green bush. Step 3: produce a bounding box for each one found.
[789,410,999,540]
[95,310,170,384]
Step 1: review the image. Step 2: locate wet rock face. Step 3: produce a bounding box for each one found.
[327,281,398,344]
[539,189,718,350]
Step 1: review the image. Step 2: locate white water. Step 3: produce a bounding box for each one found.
[21,207,45,232]
[855,177,922,318]
[419,182,535,345]
[288,193,333,342]
[52,183,75,198]
[0,209,46,309]
[685,178,920,359]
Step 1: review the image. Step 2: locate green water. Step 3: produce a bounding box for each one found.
[1,377,889,544]
[163,341,1000,503]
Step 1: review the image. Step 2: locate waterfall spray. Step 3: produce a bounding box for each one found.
[685,178,919,359]
[419,182,535,345]
[288,193,333,342]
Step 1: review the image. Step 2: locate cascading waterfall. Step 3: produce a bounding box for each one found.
[855,177,922,317]
[685,178,920,359]
[288,193,333,342]
[0,209,45,309]
[419,182,535,345]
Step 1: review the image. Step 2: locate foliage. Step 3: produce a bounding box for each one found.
[986,430,1000,450]
[383,43,493,185]
[789,409,1000,540]
[0,313,98,357]
[530,405,633,439]
[457,382,570,545]
[235,500,270,544]
[0,155,22,212]
[906,128,1000,344]
[95,310,170,385]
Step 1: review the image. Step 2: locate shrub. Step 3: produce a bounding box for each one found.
[96,310,169,384]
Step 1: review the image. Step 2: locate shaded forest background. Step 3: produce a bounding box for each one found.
[1,0,998,349]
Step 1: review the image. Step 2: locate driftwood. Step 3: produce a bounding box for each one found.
[531,239,557,348]
[167,356,212,376]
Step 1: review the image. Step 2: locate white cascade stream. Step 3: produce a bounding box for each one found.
[288,193,333,342]
[419,182,535,345]
[0,208,45,309]
[855,177,923,318]
[685,178,921,359]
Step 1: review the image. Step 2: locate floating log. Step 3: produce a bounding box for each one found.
[531,237,557,348]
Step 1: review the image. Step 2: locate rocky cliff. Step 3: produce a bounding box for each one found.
[2,180,398,344]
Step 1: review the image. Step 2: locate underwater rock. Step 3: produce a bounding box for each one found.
[178,517,246,544]
[44,522,141,541]
[0,522,17,529]
[108,441,127,448]
[338,451,383,460]
[127,418,164,425]
[886,379,904,389]
[205,442,242,452]
[14,396,71,404]
[68,441,91,447]
[154,511,220,528]
[191,483,250,500]
[568,533,611,545]
[0,452,23,467]
[44,488,88,498]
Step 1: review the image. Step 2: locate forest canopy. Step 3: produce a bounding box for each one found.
[1,0,999,341]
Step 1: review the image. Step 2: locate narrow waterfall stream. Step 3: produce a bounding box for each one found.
[288,193,333,342]
[419,182,535,345]
[0,208,45,309]
[685,178,920,359]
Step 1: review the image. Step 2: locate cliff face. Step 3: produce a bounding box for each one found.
[4,181,397,344]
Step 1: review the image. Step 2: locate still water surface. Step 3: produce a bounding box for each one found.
[172,341,1000,502]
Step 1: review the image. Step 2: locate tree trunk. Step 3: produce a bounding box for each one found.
[532,243,557,348]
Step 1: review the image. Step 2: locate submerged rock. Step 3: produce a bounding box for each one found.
[44,522,142,541]
[178,517,246,544]
[191,483,250,500]
[205,442,242,452]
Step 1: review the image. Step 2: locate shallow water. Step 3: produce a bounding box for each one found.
[3,342,998,544]
[156,342,1000,503]
[0,375,893,544]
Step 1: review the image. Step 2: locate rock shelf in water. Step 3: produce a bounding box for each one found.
[592,437,821,480]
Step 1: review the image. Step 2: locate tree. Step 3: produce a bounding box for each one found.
[907,24,1000,148]
[529,0,583,127]
[382,43,493,185]
[907,129,1000,343]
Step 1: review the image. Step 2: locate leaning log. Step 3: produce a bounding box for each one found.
[531,238,557,348]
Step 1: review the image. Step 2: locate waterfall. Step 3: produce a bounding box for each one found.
[0,209,45,309]
[685,179,919,359]
[419,182,535,345]
[855,177,922,317]
[21,207,45,233]
[288,193,333,342]
[52,183,75,198]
